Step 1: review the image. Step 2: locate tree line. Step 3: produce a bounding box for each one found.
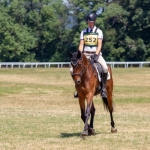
[0,0,150,62]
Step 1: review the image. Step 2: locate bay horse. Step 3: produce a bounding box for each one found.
[68,50,117,136]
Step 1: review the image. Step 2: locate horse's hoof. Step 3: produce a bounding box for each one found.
[111,127,117,133]
[80,130,88,136]
[88,128,95,135]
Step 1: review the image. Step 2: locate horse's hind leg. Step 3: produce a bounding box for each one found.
[110,111,117,133]
[107,94,117,133]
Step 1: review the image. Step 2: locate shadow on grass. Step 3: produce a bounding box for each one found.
[61,132,81,138]
[60,131,110,138]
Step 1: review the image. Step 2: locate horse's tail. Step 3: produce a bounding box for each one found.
[102,97,109,111]
[102,97,114,112]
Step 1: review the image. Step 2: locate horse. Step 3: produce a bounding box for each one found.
[68,50,117,136]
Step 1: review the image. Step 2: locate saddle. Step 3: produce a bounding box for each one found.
[89,59,103,80]
[89,59,110,95]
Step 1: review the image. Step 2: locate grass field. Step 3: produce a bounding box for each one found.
[0,68,150,150]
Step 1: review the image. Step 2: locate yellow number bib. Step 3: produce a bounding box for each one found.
[84,33,98,46]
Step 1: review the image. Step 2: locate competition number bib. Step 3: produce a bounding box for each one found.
[84,33,98,46]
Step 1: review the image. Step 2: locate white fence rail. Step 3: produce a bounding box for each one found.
[0,62,150,68]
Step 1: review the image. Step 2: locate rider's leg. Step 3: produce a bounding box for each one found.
[97,54,108,98]
[101,72,108,98]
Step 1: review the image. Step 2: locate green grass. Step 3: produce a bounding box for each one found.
[0,68,150,150]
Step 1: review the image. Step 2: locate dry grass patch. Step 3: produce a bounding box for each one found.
[0,68,150,150]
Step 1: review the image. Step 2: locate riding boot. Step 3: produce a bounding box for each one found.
[101,72,108,98]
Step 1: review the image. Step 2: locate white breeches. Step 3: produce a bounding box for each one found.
[84,52,108,73]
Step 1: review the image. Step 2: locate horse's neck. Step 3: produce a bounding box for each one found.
[82,54,89,66]
[82,56,93,78]
[82,56,89,69]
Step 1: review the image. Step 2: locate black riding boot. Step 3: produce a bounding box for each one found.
[101,72,108,98]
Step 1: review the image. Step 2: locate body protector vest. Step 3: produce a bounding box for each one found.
[83,28,98,47]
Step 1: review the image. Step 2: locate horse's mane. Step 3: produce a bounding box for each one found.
[81,53,89,66]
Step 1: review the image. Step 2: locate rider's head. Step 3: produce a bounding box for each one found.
[86,12,96,22]
[85,12,96,28]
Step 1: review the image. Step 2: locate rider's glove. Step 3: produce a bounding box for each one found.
[90,54,99,62]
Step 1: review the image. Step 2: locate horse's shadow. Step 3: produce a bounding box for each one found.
[60,131,109,138]
[61,132,80,138]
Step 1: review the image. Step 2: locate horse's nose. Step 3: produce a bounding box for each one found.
[74,79,81,85]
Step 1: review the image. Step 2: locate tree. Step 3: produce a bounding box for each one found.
[103,0,150,61]
[0,1,36,61]
[68,0,150,61]
[0,0,70,62]
[1,0,150,62]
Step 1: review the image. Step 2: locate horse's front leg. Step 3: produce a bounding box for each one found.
[81,96,93,136]
[88,101,95,135]
[79,98,86,123]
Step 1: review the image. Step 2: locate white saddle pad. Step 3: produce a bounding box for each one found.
[107,71,110,80]
[95,65,110,82]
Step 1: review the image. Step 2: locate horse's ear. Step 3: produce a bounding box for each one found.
[68,51,73,57]
[77,50,81,58]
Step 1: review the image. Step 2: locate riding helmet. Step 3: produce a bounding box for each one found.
[86,12,96,22]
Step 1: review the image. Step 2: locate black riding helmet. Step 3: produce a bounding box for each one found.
[86,12,96,22]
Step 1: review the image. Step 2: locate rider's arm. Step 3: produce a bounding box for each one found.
[78,39,84,52]
[95,39,102,55]
[96,29,103,55]
[78,31,84,52]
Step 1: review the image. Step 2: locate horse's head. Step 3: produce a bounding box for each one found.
[68,50,86,85]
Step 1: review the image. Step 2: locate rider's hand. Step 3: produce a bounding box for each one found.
[90,54,99,61]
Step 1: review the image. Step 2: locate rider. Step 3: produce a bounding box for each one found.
[75,12,108,98]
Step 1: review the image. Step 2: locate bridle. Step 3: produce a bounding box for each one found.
[71,58,90,77]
